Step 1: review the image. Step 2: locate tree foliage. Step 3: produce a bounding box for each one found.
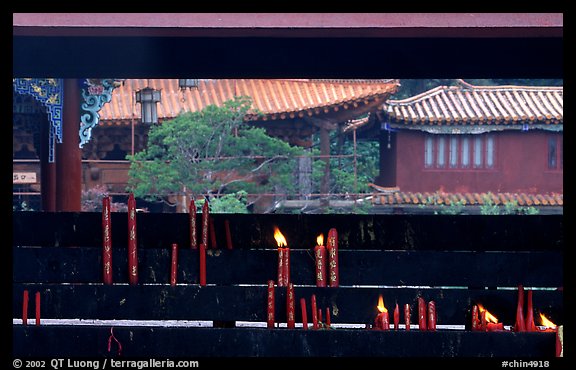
[127,97,306,211]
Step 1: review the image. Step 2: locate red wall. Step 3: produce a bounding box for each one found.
[395,130,563,194]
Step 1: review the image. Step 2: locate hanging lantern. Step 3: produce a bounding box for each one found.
[178,79,200,90]
[135,87,161,124]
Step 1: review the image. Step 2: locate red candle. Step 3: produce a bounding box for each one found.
[418,297,427,331]
[274,227,288,287]
[427,301,437,331]
[170,243,178,286]
[375,295,388,330]
[380,311,390,331]
[199,243,206,286]
[556,326,563,357]
[286,283,295,329]
[300,298,308,330]
[311,294,318,329]
[201,201,209,249]
[515,285,526,332]
[102,196,113,285]
[325,307,331,328]
[22,290,29,325]
[314,234,327,287]
[267,280,275,328]
[35,291,40,326]
[327,228,339,287]
[404,304,411,331]
[189,199,197,249]
[277,248,286,287]
[209,217,217,249]
[525,290,537,332]
[487,322,504,331]
[471,305,480,331]
[318,308,323,324]
[394,303,400,330]
[480,310,487,331]
[224,220,233,250]
[283,248,290,286]
[127,193,138,285]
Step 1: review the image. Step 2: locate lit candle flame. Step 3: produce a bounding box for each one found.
[273,226,287,248]
[316,234,324,246]
[539,313,557,329]
[477,304,498,323]
[377,295,388,313]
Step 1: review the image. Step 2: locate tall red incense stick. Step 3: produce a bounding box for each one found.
[224,220,233,250]
[267,280,275,328]
[525,289,537,332]
[286,283,295,328]
[35,292,40,326]
[201,201,209,249]
[300,298,308,330]
[394,303,400,330]
[515,285,526,332]
[22,290,29,325]
[127,193,138,285]
[283,247,290,286]
[418,297,427,330]
[199,243,206,286]
[318,309,323,324]
[404,304,411,331]
[209,217,217,249]
[327,228,339,287]
[325,307,331,328]
[427,301,437,331]
[311,294,318,329]
[277,248,286,287]
[102,196,113,285]
[189,199,197,249]
[314,234,326,287]
[170,243,178,286]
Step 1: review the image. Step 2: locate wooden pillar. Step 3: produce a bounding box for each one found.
[376,130,397,187]
[319,127,331,197]
[40,117,56,212]
[55,79,82,211]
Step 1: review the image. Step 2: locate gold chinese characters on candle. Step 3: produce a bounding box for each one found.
[314,234,326,287]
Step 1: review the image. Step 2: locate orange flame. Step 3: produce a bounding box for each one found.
[377,295,388,313]
[273,226,287,248]
[477,304,498,323]
[539,313,557,328]
[316,234,324,246]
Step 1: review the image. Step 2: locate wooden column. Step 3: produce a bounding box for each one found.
[55,79,82,211]
[319,127,331,198]
[376,130,397,187]
[40,117,56,212]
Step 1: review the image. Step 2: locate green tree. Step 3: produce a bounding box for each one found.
[127,97,306,212]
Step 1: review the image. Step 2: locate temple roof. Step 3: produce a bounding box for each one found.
[384,80,563,126]
[99,79,399,126]
[369,186,563,208]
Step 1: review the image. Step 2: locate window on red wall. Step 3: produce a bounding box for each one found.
[424,134,496,170]
[548,134,563,170]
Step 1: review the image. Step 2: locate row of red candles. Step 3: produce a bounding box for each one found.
[471,285,559,333]
[267,281,332,329]
[102,196,229,285]
[374,296,436,331]
[275,228,340,288]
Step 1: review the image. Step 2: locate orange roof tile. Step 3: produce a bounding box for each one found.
[371,188,563,209]
[99,79,399,126]
[384,80,563,126]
